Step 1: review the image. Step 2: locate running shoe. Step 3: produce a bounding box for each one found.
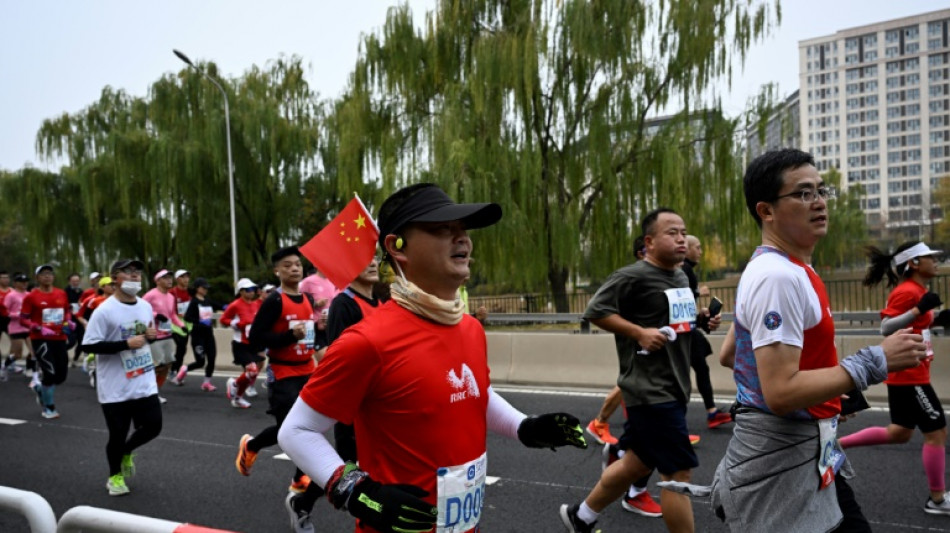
[601,443,620,472]
[173,366,187,385]
[159,396,167,405]
[559,503,598,533]
[925,492,950,515]
[30,382,42,405]
[226,377,238,400]
[236,434,258,476]
[707,410,733,429]
[200,381,217,392]
[107,474,130,496]
[231,397,251,409]
[689,434,701,445]
[8,364,23,375]
[622,491,662,517]
[41,408,60,419]
[585,419,618,445]
[245,385,258,398]
[121,454,136,477]
[289,475,311,494]
[284,492,315,533]
[24,368,33,378]
[89,369,96,389]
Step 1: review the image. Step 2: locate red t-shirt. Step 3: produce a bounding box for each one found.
[882,279,933,385]
[170,287,191,318]
[80,287,98,304]
[219,297,262,344]
[21,288,71,340]
[0,287,10,317]
[300,302,490,532]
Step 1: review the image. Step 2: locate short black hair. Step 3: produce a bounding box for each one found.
[271,246,301,265]
[743,148,816,227]
[640,208,678,238]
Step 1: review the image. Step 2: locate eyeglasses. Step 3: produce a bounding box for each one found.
[773,186,837,205]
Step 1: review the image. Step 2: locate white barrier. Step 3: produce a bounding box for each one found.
[57,506,237,533]
[0,486,57,532]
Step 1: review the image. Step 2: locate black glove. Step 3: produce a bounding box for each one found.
[517,412,588,450]
[327,464,436,533]
[155,313,168,323]
[917,292,942,314]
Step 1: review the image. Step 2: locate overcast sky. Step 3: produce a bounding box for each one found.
[1,0,944,171]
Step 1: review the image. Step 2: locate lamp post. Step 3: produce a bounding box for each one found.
[173,49,239,287]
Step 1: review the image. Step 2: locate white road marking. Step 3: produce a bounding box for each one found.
[0,417,26,425]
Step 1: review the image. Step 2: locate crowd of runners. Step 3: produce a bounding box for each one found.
[1,149,948,533]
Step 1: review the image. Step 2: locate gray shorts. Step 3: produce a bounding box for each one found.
[151,337,176,366]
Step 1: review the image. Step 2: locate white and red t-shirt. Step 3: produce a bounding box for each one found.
[300,302,490,532]
[3,290,29,335]
[882,279,933,385]
[733,246,840,420]
[142,288,185,340]
[219,297,262,344]
[170,286,191,319]
[21,287,71,341]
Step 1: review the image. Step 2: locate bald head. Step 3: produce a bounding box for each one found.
[686,235,702,263]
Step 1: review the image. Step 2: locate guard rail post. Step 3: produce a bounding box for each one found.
[0,486,57,533]
[57,506,238,533]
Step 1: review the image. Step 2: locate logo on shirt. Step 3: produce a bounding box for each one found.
[447,363,480,404]
[764,311,782,331]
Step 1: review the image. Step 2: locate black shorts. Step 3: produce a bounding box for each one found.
[617,400,699,476]
[10,332,28,340]
[231,341,265,367]
[0,316,9,335]
[267,374,310,420]
[888,384,947,433]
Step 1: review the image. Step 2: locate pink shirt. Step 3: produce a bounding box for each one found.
[299,274,339,313]
[3,290,29,335]
[142,288,184,339]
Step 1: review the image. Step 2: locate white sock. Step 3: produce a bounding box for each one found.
[577,502,600,524]
[628,484,646,498]
[617,449,626,459]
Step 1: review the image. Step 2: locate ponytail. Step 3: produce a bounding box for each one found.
[863,246,896,288]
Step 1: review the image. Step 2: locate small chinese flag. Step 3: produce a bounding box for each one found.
[300,196,379,290]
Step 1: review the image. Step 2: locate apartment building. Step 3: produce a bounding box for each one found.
[800,8,950,241]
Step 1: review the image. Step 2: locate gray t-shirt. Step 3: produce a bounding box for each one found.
[584,260,693,407]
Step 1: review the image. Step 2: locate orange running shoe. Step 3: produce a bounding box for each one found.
[585,419,619,445]
[289,475,311,494]
[236,434,258,476]
[689,434,701,445]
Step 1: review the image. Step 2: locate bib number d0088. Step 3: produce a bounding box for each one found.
[437,452,486,532]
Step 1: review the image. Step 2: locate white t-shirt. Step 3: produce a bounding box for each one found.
[83,296,158,404]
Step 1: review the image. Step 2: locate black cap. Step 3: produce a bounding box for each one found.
[13,273,29,282]
[192,277,210,289]
[271,245,301,265]
[377,183,502,248]
[111,259,144,274]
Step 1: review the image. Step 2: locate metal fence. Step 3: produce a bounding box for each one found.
[470,272,950,315]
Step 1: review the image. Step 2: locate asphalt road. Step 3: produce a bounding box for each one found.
[2,368,950,532]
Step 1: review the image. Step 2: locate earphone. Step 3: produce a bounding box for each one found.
[395,236,404,250]
[912,258,920,265]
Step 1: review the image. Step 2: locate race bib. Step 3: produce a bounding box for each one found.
[42,307,64,326]
[177,302,188,316]
[120,348,154,379]
[157,317,172,333]
[437,452,486,532]
[289,319,315,347]
[198,305,214,322]
[923,329,934,361]
[70,303,80,314]
[664,288,696,334]
[817,416,844,490]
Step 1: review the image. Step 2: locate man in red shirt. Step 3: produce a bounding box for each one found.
[220,278,264,409]
[168,269,191,382]
[278,184,587,533]
[21,264,72,419]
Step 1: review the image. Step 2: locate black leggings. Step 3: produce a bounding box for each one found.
[101,395,163,476]
[33,339,68,386]
[690,332,715,410]
[187,330,216,377]
[172,332,189,373]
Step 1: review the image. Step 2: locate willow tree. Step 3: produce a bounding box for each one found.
[27,56,322,279]
[334,0,780,309]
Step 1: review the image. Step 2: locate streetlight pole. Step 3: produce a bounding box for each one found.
[173,49,239,287]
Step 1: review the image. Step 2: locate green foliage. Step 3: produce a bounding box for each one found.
[813,167,868,269]
[336,0,780,309]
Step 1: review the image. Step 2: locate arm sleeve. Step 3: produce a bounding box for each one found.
[277,399,345,489]
[881,310,917,336]
[486,386,528,439]
[82,340,131,354]
[81,306,129,354]
[248,294,297,350]
[327,295,362,345]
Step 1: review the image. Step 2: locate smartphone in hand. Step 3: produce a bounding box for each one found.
[708,296,723,317]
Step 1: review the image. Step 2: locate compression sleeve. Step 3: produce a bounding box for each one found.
[881,310,917,336]
[81,340,131,354]
[486,386,528,439]
[277,398,345,488]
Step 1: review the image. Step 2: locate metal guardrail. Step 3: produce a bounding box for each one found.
[0,486,57,532]
[57,506,238,533]
[484,311,885,330]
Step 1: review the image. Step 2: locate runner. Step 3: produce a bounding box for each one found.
[142,269,185,403]
[0,273,30,381]
[561,208,720,533]
[220,278,264,409]
[20,264,72,419]
[65,272,85,366]
[174,277,223,391]
[278,183,587,533]
[81,258,161,496]
[0,271,10,368]
[838,241,950,515]
[168,269,191,383]
[234,246,319,526]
